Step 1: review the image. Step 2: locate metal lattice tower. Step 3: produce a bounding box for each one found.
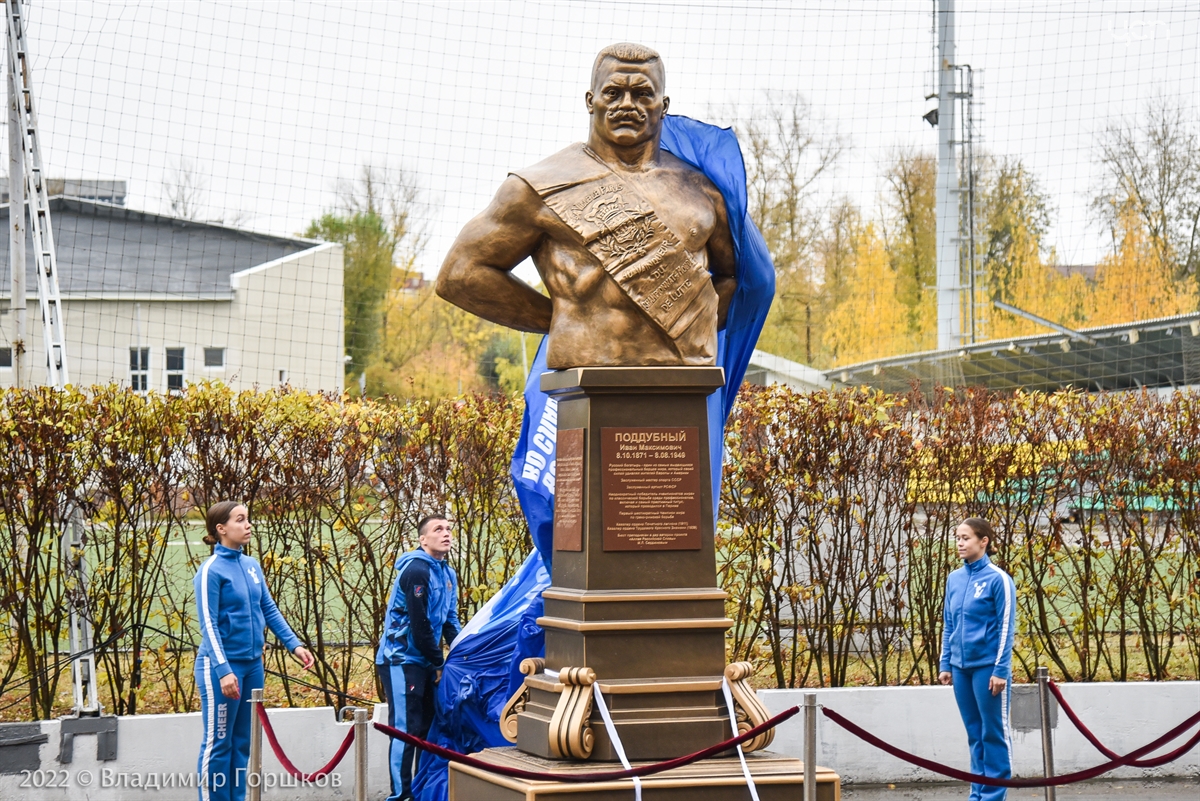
[6,0,70,388]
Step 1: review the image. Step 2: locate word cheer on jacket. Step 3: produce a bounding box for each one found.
[940,553,1017,679]
[376,549,462,669]
[195,543,303,677]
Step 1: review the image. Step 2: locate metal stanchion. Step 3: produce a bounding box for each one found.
[248,688,264,801]
[804,692,817,801]
[1036,667,1056,801]
[354,708,368,801]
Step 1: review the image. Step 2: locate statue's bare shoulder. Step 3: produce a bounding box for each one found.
[511,143,607,193]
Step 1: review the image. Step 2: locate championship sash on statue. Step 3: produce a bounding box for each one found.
[513,145,717,344]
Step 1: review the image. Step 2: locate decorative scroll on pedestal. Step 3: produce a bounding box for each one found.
[724,662,775,752]
[547,666,596,760]
[499,658,545,743]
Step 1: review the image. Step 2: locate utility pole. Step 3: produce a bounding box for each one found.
[935,0,959,352]
[7,15,23,387]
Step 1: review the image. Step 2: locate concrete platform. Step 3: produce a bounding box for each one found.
[448,747,841,800]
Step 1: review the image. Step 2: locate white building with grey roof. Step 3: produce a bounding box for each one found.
[1,196,344,393]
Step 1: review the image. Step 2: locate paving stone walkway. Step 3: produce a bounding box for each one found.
[842,778,1200,800]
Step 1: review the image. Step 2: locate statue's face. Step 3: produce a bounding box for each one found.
[586,59,669,148]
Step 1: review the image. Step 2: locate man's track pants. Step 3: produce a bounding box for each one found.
[378,662,437,801]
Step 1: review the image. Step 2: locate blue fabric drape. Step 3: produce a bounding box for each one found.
[412,115,774,801]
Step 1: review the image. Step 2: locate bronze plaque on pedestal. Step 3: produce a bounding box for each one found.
[601,426,702,551]
[553,428,585,552]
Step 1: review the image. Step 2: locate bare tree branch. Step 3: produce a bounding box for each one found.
[334,164,429,263]
[1092,98,1200,280]
[161,157,207,221]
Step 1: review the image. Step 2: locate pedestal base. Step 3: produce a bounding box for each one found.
[448,747,841,801]
[517,367,738,762]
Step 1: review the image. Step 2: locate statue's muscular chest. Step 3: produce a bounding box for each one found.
[515,145,720,306]
[616,168,716,252]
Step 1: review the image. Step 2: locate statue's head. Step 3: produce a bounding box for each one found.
[586,43,669,149]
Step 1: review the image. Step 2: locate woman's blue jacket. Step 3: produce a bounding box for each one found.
[194,543,303,679]
[939,553,1016,679]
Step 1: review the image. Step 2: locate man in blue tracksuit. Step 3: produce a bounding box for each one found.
[939,518,1016,801]
[376,515,461,801]
[194,501,313,801]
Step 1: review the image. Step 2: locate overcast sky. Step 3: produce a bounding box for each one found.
[12,0,1200,283]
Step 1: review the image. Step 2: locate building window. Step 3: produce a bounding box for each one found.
[165,347,185,392]
[204,347,225,368]
[130,347,149,391]
[278,369,289,386]
[0,347,12,369]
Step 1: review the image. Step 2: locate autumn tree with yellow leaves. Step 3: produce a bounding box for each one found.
[824,223,914,362]
[732,94,847,366]
[881,148,937,347]
[1089,208,1197,326]
[307,165,538,400]
[975,158,1090,340]
[1093,98,1200,283]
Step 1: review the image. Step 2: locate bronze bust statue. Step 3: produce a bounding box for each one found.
[436,43,737,368]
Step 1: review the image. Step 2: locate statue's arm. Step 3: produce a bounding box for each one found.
[436,176,553,334]
[708,192,738,329]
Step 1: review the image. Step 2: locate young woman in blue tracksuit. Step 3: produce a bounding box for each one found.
[375,515,461,801]
[939,517,1016,801]
[194,501,314,801]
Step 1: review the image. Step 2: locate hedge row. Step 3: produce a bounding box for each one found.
[1,383,1197,719]
[722,385,1200,687]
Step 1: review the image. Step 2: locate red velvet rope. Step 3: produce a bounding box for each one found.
[1048,680,1200,768]
[256,705,356,782]
[821,704,1200,788]
[373,704,801,783]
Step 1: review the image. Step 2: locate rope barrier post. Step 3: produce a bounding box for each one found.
[1036,667,1056,801]
[804,693,816,801]
[354,708,368,801]
[248,688,264,801]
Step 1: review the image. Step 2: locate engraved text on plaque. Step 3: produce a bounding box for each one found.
[601,426,702,551]
[553,428,585,551]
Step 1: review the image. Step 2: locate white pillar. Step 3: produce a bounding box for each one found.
[935,0,959,351]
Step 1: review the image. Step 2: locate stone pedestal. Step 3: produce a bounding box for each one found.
[516,367,731,762]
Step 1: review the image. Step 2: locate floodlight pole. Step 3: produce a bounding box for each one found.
[935,0,960,352]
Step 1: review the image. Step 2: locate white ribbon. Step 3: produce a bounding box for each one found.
[721,676,761,801]
[592,681,642,801]
[545,668,642,801]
